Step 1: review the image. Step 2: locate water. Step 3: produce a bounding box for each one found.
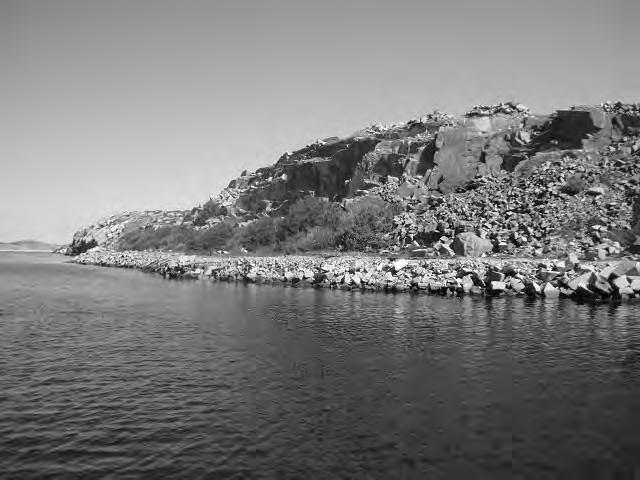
[1,252,639,479]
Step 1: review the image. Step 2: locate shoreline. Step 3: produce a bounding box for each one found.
[71,248,640,303]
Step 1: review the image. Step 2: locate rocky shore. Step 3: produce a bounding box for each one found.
[73,248,640,303]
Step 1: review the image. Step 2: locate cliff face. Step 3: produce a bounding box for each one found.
[67,101,640,257]
[212,103,639,210]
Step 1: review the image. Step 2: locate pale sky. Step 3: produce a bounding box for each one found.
[1,0,639,243]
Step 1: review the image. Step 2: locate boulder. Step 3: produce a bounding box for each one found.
[486,270,506,282]
[452,232,493,257]
[542,283,560,298]
[509,278,526,293]
[613,260,640,277]
[524,281,542,296]
[489,281,507,293]
[612,275,629,290]
[392,259,409,271]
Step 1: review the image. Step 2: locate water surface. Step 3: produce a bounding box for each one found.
[1,253,639,478]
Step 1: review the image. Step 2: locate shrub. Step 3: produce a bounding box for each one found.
[118,225,197,251]
[279,196,342,237]
[336,198,400,251]
[193,199,227,226]
[193,220,237,252]
[278,226,341,253]
[231,216,282,251]
[561,175,586,195]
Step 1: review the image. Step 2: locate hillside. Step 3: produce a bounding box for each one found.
[65,101,640,260]
[0,240,59,252]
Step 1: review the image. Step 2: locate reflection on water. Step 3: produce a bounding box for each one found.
[0,253,639,479]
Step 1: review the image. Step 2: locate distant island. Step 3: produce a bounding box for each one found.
[0,240,60,252]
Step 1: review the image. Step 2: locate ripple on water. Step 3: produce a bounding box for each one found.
[1,253,639,479]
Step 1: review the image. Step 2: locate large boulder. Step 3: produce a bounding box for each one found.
[452,232,493,257]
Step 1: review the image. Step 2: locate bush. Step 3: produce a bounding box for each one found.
[193,199,227,226]
[279,196,342,237]
[118,225,197,251]
[278,226,341,253]
[118,195,403,254]
[230,216,282,251]
[193,220,237,252]
[336,198,400,251]
[561,175,586,195]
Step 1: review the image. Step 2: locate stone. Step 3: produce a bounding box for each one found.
[452,232,493,257]
[618,286,635,296]
[489,281,506,292]
[586,186,606,196]
[585,248,608,260]
[486,270,505,283]
[439,243,455,256]
[598,266,616,280]
[575,284,594,297]
[553,260,567,271]
[613,260,640,277]
[542,282,560,298]
[461,275,474,293]
[392,259,409,271]
[509,278,525,293]
[321,262,334,272]
[592,276,613,296]
[611,275,629,290]
[538,270,560,282]
[497,242,510,253]
[628,237,640,254]
[524,281,542,296]
[567,272,595,291]
[502,264,518,276]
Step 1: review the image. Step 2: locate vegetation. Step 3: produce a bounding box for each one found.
[561,175,586,195]
[118,225,197,252]
[117,196,400,254]
[336,197,400,251]
[193,199,228,226]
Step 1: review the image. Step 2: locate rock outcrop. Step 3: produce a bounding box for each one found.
[65,100,640,260]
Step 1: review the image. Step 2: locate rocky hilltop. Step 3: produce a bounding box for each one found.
[66,101,640,260]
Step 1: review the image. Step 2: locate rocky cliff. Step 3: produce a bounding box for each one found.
[66,101,640,258]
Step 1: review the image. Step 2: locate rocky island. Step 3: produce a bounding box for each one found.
[66,101,640,302]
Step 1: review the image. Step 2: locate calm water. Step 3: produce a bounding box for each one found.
[1,253,639,479]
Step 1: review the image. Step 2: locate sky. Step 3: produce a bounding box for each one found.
[1,0,639,243]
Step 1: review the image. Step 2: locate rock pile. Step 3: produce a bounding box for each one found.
[74,248,640,302]
[600,101,640,115]
[465,101,529,117]
[391,146,640,258]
